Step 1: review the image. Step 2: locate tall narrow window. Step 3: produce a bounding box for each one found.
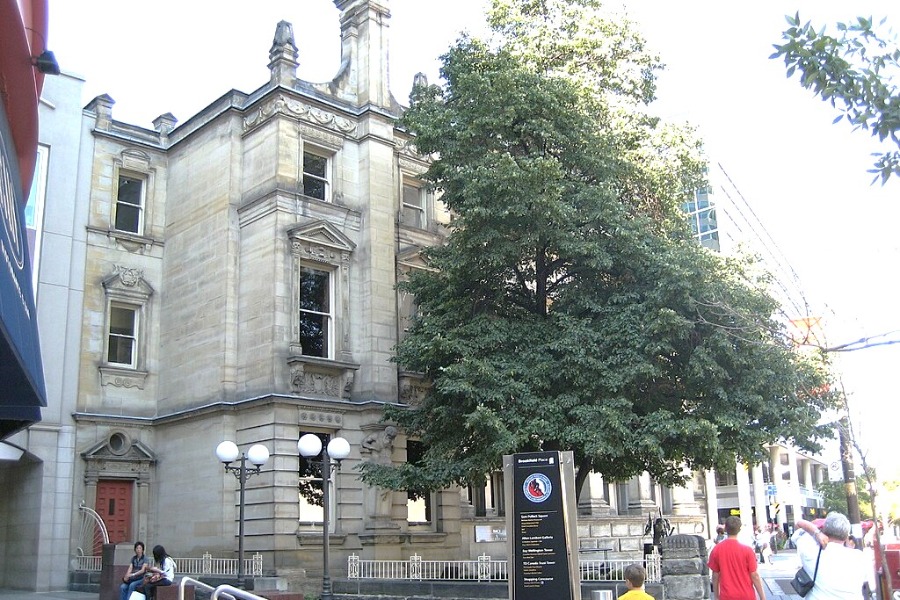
[298,431,326,522]
[406,440,432,524]
[401,183,426,229]
[299,266,332,358]
[114,175,144,233]
[297,430,340,532]
[107,304,138,367]
[302,152,329,201]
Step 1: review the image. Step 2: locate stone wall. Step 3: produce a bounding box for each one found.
[661,534,709,600]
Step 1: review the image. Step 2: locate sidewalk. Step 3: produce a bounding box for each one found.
[0,592,97,600]
[758,547,804,600]
[0,552,805,600]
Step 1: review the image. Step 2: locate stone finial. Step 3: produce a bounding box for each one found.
[84,94,115,130]
[152,113,178,138]
[268,20,299,86]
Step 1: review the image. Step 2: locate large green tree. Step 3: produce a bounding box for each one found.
[771,13,900,184]
[361,0,835,496]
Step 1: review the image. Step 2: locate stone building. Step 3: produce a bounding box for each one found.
[0,1,829,592]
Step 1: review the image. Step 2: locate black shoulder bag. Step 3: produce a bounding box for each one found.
[791,545,822,597]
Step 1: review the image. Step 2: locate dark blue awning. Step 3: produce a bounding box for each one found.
[0,94,46,440]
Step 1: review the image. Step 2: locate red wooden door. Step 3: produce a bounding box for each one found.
[96,480,133,551]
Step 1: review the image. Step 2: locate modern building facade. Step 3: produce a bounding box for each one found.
[682,162,829,535]
[2,1,832,592]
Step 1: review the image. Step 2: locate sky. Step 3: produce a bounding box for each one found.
[47,1,899,476]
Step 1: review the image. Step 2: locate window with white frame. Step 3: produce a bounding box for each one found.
[298,266,333,358]
[302,151,330,202]
[114,174,145,234]
[401,181,426,229]
[107,303,139,367]
[288,221,356,366]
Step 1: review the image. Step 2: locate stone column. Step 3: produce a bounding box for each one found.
[751,463,768,526]
[703,470,719,540]
[578,471,612,516]
[661,534,710,600]
[802,459,813,490]
[735,463,753,526]
[769,446,785,529]
[787,449,802,525]
[671,468,700,516]
[628,472,657,515]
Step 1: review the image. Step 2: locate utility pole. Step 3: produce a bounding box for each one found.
[839,416,862,542]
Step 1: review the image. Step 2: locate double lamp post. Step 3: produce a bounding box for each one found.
[216,434,350,600]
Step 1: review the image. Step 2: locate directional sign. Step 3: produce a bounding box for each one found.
[828,461,844,482]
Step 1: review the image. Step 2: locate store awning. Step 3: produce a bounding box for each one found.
[0,64,46,440]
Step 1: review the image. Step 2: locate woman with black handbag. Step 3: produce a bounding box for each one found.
[791,514,870,600]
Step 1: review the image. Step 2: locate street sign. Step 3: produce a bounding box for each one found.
[828,461,844,482]
[766,484,777,495]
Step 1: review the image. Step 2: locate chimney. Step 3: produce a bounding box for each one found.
[333,0,393,108]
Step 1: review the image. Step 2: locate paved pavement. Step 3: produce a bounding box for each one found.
[0,592,98,600]
[757,548,804,600]
[0,551,805,600]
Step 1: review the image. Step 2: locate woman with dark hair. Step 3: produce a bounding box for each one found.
[120,541,148,600]
[136,545,176,600]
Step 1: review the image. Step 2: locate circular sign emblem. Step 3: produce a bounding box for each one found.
[523,473,552,503]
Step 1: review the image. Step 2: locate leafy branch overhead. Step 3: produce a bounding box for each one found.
[359,0,837,498]
[772,13,900,184]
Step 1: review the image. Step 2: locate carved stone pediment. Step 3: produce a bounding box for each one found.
[121,148,151,171]
[288,220,356,265]
[397,246,437,274]
[83,436,156,463]
[102,266,155,300]
[82,432,157,482]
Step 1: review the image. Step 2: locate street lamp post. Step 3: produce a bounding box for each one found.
[215,441,269,587]
[297,433,350,600]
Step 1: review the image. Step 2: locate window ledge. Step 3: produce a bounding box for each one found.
[287,355,359,400]
[99,365,149,389]
[87,225,162,253]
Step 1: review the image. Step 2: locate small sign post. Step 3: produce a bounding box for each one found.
[504,451,581,600]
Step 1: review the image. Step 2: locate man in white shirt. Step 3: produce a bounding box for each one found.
[791,513,871,600]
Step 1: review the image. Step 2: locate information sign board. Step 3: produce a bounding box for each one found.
[504,451,581,600]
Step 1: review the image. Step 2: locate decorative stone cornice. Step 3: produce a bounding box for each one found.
[243,95,357,136]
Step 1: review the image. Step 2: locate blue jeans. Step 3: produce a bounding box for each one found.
[120,578,143,600]
[137,579,172,600]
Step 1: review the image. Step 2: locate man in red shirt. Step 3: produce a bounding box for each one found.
[708,516,767,600]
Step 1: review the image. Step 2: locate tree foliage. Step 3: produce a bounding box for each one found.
[359,0,836,496]
[817,475,874,519]
[771,13,900,184]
